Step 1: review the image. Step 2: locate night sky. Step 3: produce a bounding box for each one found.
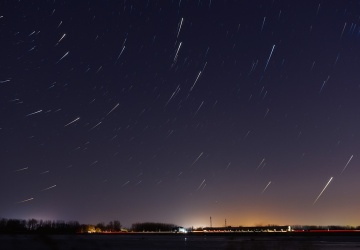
[1,0,360,228]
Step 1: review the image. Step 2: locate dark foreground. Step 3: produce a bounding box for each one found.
[1,233,360,250]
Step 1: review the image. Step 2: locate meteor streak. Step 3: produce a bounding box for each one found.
[340,155,353,175]
[261,181,271,193]
[191,152,203,166]
[264,44,275,72]
[26,110,42,117]
[177,18,184,38]
[15,167,28,172]
[64,117,80,127]
[313,177,333,205]
[196,179,206,190]
[41,185,56,191]
[56,33,66,45]
[256,158,265,169]
[89,121,102,131]
[121,181,130,187]
[173,42,182,63]
[106,103,119,117]
[190,71,202,91]
[56,51,69,63]
[17,197,34,204]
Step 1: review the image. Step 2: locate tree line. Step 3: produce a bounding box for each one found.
[0,218,122,234]
[0,218,179,234]
[131,222,178,232]
[292,225,360,230]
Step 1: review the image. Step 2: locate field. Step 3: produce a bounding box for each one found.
[1,233,360,250]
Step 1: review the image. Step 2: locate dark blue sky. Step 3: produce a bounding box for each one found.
[1,0,360,228]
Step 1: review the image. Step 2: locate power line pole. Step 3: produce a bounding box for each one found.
[210,216,212,228]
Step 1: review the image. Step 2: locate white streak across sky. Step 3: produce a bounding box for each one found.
[190,71,202,91]
[64,117,80,127]
[106,103,120,117]
[15,167,28,172]
[340,155,353,175]
[41,185,56,191]
[56,51,69,64]
[264,44,275,72]
[177,17,184,38]
[313,177,333,205]
[191,152,203,166]
[17,198,34,204]
[261,181,271,194]
[26,110,42,117]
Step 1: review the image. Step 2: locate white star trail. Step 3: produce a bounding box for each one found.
[313,177,333,205]
[340,155,353,175]
[190,71,202,91]
[17,197,34,204]
[41,185,56,191]
[26,110,42,117]
[177,17,184,38]
[261,181,271,194]
[64,117,80,127]
[56,51,69,63]
[196,179,206,190]
[106,103,120,117]
[173,42,182,63]
[191,152,204,166]
[264,44,275,72]
[15,167,28,172]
